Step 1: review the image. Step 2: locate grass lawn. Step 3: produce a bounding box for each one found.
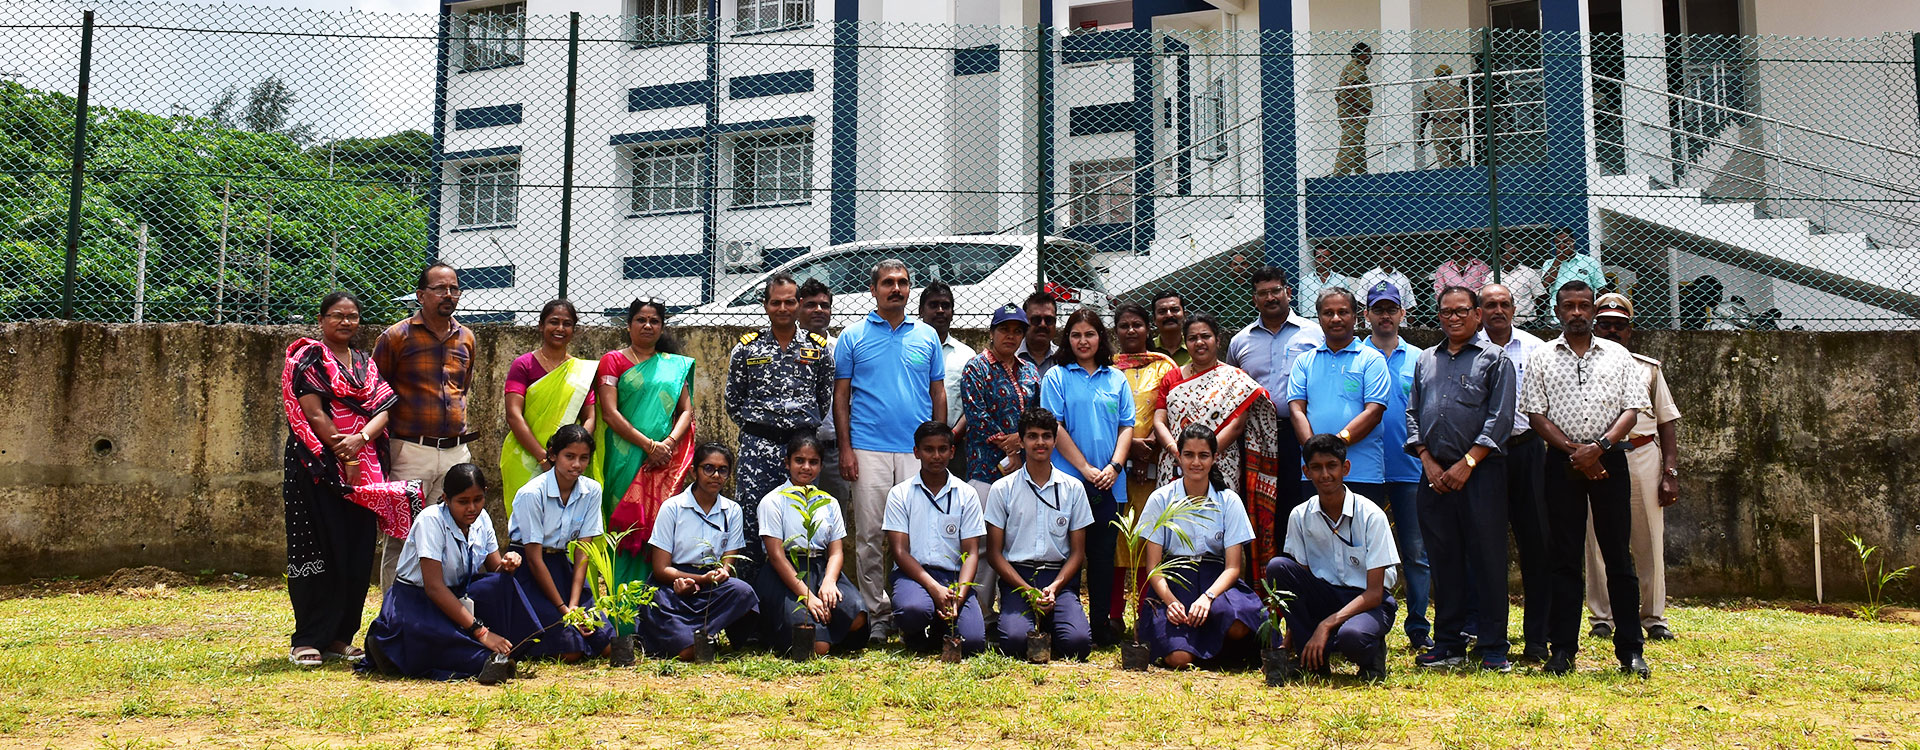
[1,573,1916,749]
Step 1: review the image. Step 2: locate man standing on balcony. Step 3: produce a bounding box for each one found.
[1585,293,1682,643]
[1150,291,1190,365]
[1357,245,1418,313]
[1420,65,1468,168]
[1541,228,1608,306]
[1296,246,1354,320]
[1498,241,1546,328]
[1333,43,1374,176]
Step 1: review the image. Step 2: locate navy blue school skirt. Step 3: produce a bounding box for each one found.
[360,575,512,680]
[640,574,759,657]
[751,555,869,653]
[1138,558,1264,662]
[480,547,615,660]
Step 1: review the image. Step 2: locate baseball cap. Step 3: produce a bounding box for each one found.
[1595,292,1634,320]
[990,303,1030,329]
[1366,281,1403,308]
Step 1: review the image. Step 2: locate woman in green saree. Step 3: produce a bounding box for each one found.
[593,299,697,603]
[501,299,598,513]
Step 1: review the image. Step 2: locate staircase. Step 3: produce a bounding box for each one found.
[1096,196,1265,301]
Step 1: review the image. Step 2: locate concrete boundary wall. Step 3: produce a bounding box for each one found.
[1,321,1914,599]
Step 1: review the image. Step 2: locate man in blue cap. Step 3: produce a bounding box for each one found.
[1287,284,1391,531]
[1362,280,1434,651]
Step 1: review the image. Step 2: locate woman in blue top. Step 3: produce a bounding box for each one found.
[493,425,614,663]
[1137,425,1265,668]
[1041,308,1135,645]
[361,465,524,680]
[642,444,760,660]
[752,434,870,656]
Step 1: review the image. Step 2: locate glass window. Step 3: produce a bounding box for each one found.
[631,0,705,44]
[737,0,812,33]
[1195,76,1228,161]
[1043,241,1107,294]
[459,3,525,71]
[1068,159,1135,226]
[732,132,812,207]
[457,159,519,227]
[630,144,702,214]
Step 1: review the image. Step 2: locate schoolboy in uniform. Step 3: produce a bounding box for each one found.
[885,421,990,655]
[984,408,1095,660]
[1265,434,1402,680]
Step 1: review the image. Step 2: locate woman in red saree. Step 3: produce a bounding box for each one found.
[280,292,422,667]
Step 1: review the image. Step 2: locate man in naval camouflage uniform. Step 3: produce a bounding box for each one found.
[726,271,836,569]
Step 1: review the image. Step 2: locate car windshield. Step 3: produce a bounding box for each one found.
[727,242,1021,306]
[1043,241,1106,293]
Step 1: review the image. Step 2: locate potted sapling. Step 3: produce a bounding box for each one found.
[1256,578,1298,686]
[780,486,837,662]
[564,530,659,667]
[939,552,983,664]
[692,541,748,664]
[1016,586,1052,663]
[1111,495,1209,671]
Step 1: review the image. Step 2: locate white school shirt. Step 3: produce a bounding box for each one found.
[983,465,1094,565]
[647,489,748,567]
[396,504,498,590]
[882,471,985,572]
[508,470,606,548]
[1136,482,1255,558]
[1283,488,1400,590]
[757,482,849,552]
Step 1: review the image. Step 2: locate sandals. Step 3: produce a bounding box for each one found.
[289,647,324,667]
[324,645,367,663]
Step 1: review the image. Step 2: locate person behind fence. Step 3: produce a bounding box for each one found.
[799,278,852,509]
[1495,243,1546,328]
[921,281,974,434]
[373,264,477,592]
[1431,232,1492,306]
[1406,286,1517,673]
[1018,290,1059,380]
[835,259,948,643]
[985,407,1095,660]
[594,299,697,613]
[1154,311,1287,565]
[1295,247,1354,320]
[1150,291,1191,365]
[1541,228,1608,306]
[1357,246,1418,313]
[1518,280,1652,678]
[1041,308,1135,646]
[1110,302,1180,637]
[1420,65,1468,168]
[885,421,989,656]
[501,299,597,516]
[727,273,835,574]
[1265,435,1401,681]
[1136,425,1265,669]
[1361,282,1435,652]
[959,303,1040,618]
[360,464,522,680]
[1224,266,1324,546]
[753,434,871,657]
[496,424,613,663]
[1333,42,1374,176]
[1287,287,1391,521]
[642,443,759,660]
[280,291,423,668]
[1585,293,1683,643]
[1474,282,1552,662]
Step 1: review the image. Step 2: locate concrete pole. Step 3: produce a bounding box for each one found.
[133,221,147,323]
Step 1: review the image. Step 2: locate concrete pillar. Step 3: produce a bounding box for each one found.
[1618,0,1670,179]
[1374,0,1417,173]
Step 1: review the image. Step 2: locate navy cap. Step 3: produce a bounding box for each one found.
[990,304,1029,329]
[1367,281,1403,308]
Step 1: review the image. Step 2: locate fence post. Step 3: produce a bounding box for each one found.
[1479,27,1503,282]
[557,11,580,300]
[1912,33,1919,130]
[1034,22,1052,291]
[58,10,95,320]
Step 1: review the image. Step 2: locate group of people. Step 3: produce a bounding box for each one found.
[279,250,1680,681]
[1296,228,1609,331]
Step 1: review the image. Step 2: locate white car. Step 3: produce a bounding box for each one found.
[678,235,1111,330]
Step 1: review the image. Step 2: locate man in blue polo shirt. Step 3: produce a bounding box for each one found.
[1223,266,1323,541]
[1287,285,1391,516]
[835,258,947,641]
[1361,280,1434,651]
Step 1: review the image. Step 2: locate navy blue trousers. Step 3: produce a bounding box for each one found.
[1263,557,1397,667]
[996,564,1092,660]
[891,568,988,655]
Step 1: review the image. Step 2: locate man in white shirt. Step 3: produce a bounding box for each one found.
[1476,282,1550,662]
[919,281,974,434]
[1356,245,1417,313]
[1295,246,1354,319]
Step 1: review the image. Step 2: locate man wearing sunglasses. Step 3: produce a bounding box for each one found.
[1585,293,1682,643]
[1517,280,1652,678]
[1016,290,1059,381]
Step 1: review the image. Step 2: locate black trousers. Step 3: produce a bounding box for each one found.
[1418,456,1509,657]
[287,489,377,650]
[1505,434,1551,652]
[1084,485,1120,643]
[1544,448,1643,660]
[1273,419,1304,543]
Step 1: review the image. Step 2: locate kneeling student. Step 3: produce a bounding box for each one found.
[496,425,614,663]
[885,421,989,656]
[361,464,524,680]
[754,435,871,656]
[642,444,760,660]
[1137,425,1266,668]
[985,408,1095,660]
[1265,434,1402,680]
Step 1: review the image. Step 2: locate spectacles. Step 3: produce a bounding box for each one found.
[1436,307,1474,319]
[1576,359,1592,385]
[1029,315,1056,326]
[697,463,731,477]
[422,284,462,297]
[323,313,361,323]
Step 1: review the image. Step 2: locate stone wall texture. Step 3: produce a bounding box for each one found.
[1,321,1913,600]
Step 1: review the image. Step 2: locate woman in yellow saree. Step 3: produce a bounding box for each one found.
[1110,302,1177,625]
[501,299,597,513]
[593,299,696,610]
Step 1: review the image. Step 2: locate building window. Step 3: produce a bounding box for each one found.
[1195,76,1228,161]
[458,3,525,72]
[457,159,519,227]
[631,144,702,214]
[732,132,812,208]
[737,0,811,34]
[631,0,706,44]
[1069,159,1134,226]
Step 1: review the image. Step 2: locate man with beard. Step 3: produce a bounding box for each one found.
[1224,266,1322,539]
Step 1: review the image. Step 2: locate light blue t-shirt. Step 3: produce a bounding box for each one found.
[396,504,498,590]
[1040,362,1135,504]
[757,482,848,553]
[508,470,606,549]
[984,466,1094,565]
[1136,481,1255,558]
[1364,337,1424,483]
[1286,338,1392,484]
[882,471,986,572]
[647,489,748,567]
[834,312,946,454]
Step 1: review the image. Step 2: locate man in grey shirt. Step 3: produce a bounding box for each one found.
[1405,286,1517,673]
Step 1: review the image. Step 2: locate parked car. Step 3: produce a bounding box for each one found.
[677,235,1110,330]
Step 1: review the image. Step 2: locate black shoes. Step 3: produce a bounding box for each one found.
[1646,625,1675,641]
[1520,644,1551,663]
[1543,651,1576,675]
[1619,654,1651,678]
[1357,645,1389,681]
[1588,622,1613,639]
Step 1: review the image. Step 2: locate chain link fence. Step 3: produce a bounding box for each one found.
[2,2,1916,330]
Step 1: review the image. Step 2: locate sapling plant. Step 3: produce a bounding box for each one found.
[563,530,658,665]
[1015,585,1053,663]
[1256,578,1297,685]
[938,552,984,663]
[1847,533,1913,622]
[693,540,749,657]
[1111,494,1210,645]
[780,485,837,658]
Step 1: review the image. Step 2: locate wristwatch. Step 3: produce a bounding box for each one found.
[1337,428,1352,444]
[462,618,487,637]
[1595,437,1616,453]
[1664,467,1679,477]
[1463,454,1478,469]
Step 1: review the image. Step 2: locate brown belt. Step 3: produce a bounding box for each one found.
[1627,435,1656,449]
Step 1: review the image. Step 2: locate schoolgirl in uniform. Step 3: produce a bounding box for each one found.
[361,465,524,680]
[641,443,760,660]
[1137,425,1265,668]
[752,435,870,656]
[493,424,614,662]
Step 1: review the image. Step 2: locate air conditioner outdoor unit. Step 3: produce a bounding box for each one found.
[723,240,764,272]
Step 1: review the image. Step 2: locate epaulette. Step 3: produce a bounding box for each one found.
[1631,352,1661,368]
[807,331,828,347]
[738,330,762,346]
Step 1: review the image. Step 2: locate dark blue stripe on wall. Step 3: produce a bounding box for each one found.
[1036,1,1052,236]
[453,103,522,130]
[436,145,521,162]
[1068,101,1134,136]
[623,253,708,279]
[458,264,515,289]
[1169,37,1191,195]
[729,69,815,99]
[426,7,452,264]
[1061,30,1150,64]
[829,0,859,246]
[702,0,720,304]
[954,45,999,76]
[765,245,809,267]
[630,80,709,111]
[608,116,815,147]
[1259,0,1298,278]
